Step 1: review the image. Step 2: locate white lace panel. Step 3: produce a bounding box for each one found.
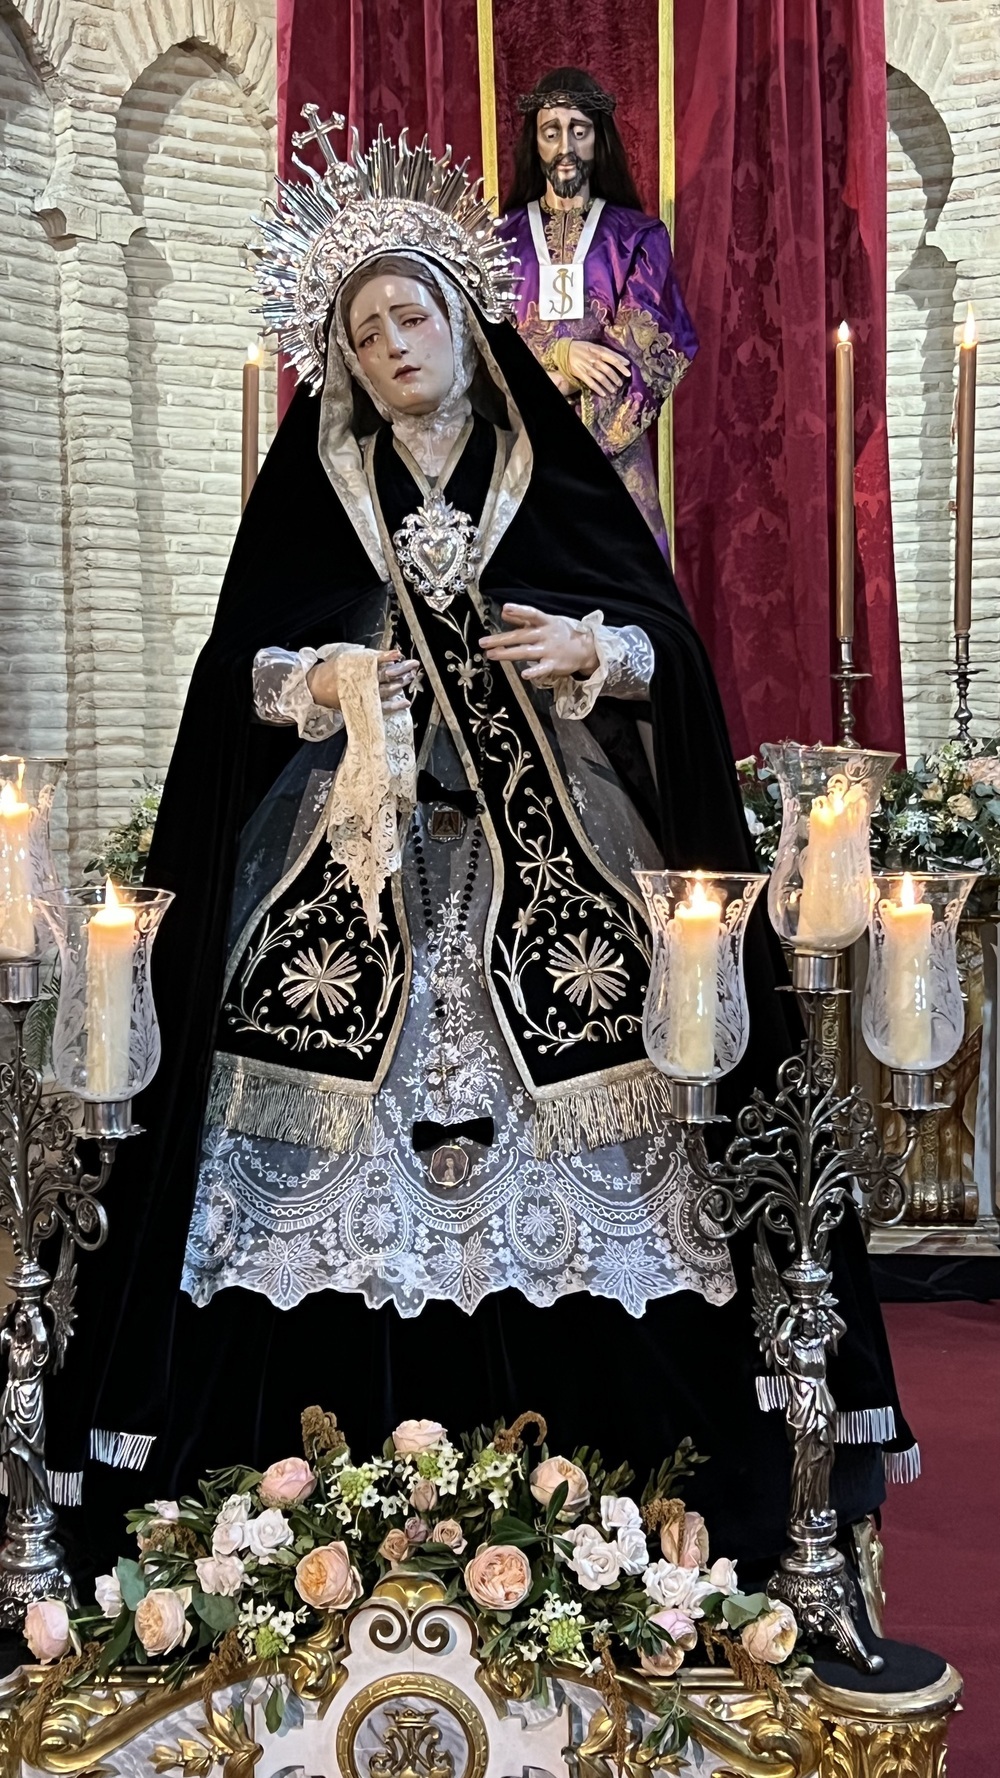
[253,645,351,740]
[325,648,417,934]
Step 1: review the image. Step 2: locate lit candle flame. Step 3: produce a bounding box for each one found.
[685,879,720,914]
[246,339,264,366]
[838,320,851,344]
[0,780,26,815]
[900,872,917,909]
[105,877,123,909]
[962,304,977,348]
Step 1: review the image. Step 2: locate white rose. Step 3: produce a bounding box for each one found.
[145,1499,180,1522]
[562,1524,623,1592]
[213,1519,248,1557]
[24,1599,71,1664]
[615,1527,651,1576]
[195,1555,245,1597]
[246,1508,294,1562]
[94,1573,123,1619]
[643,1559,715,1619]
[708,1557,739,1594]
[217,1492,253,1524]
[600,1494,642,1533]
[392,1419,447,1454]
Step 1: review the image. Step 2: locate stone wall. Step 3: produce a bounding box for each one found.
[0,0,275,870]
[885,0,1000,759]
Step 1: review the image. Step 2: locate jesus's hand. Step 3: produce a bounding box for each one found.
[479,605,599,682]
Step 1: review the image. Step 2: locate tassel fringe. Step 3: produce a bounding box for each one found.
[884,1444,922,1484]
[0,1464,82,1506]
[208,1053,375,1155]
[533,1067,674,1160]
[91,1429,156,1471]
[755,1376,897,1445]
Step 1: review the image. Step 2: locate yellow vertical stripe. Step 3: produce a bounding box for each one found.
[477,0,499,207]
[658,0,676,543]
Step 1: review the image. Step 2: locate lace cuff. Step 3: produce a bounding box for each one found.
[252,644,353,740]
[548,613,655,719]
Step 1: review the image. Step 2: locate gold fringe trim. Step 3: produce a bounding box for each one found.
[532,1067,674,1160]
[207,1053,375,1155]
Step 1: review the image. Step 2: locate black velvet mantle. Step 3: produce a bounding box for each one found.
[47,312,911,1571]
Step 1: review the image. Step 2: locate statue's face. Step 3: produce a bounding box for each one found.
[348,273,455,416]
[536,106,595,200]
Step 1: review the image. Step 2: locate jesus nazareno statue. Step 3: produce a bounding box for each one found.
[44,125,915,1581]
[497,67,697,553]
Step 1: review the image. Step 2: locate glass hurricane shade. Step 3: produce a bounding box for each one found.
[37,883,174,1102]
[761,742,897,953]
[862,871,979,1073]
[0,755,65,960]
[634,870,768,1082]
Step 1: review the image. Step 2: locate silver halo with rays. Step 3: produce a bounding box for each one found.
[250,108,521,393]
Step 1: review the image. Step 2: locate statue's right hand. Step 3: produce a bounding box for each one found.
[306,649,419,714]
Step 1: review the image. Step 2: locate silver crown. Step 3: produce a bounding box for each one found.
[250,109,520,392]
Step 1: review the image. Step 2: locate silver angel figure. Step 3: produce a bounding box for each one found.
[754,1232,846,1534]
[0,1302,49,1518]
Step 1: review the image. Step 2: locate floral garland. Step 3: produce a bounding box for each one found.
[24,1412,798,1745]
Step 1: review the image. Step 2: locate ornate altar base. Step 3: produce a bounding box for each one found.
[0,1581,962,1778]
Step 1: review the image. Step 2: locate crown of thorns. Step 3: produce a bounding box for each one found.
[516,85,617,116]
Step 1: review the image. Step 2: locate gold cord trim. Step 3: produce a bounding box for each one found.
[207,1052,375,1156]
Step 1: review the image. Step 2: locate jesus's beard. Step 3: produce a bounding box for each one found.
[542,149,594,201]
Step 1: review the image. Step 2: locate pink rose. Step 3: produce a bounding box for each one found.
[639,1608,698,1676]
[741,1604,797,1665]
[430,1519,467,1554]
[464,1545,533,1611]
[392,1419,447,1454]
[24,1599,71,1664]
[259,1457,316,1508]
[379,1528,411,1565]
[294,1542,363,1610]
[135,1587,192,1657]
[529,1456,589,1519]
[409,1479,438,1514]
[405,1516,431,1543]
[195,1555,245,1597]
[660,1509,709,1570]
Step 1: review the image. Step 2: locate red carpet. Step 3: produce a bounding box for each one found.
[881,1302,1000,1775]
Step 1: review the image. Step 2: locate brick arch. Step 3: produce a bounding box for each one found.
[0,0,69,97]
[108,0,275,127]
[884,0,955,107]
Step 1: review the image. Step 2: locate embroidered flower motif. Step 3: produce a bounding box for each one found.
[546,932,629,1014]
[280,939,362,1022]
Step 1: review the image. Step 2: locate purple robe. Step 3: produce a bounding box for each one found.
[497,203,698,553]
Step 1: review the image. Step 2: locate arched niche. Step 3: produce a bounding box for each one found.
[116,41,274,776]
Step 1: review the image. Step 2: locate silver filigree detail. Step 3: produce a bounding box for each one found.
[392,492,481,613]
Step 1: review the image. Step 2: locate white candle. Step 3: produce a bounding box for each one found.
[0,776,35,958]
[666,880,721,1076]
[86,879,137,1098]
[881,873,934,1069]
[796,784,869,948]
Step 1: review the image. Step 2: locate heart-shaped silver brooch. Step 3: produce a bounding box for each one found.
[393,491,481,614]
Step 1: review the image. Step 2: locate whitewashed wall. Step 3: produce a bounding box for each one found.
[0,0,276,871]
[885,0,1000,759]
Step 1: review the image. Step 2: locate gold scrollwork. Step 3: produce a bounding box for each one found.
[336,1674,489,1778]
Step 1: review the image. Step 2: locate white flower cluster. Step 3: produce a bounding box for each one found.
[211,1494,295,1566]
[236,1598,299,1655]
[463,1442,519,1509]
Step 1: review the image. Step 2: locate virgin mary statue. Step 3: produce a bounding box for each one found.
[49,122,915,1573]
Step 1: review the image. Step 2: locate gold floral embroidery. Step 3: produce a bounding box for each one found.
[280,938,363,1021]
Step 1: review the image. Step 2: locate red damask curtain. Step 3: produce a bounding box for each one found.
[275,0,904,759]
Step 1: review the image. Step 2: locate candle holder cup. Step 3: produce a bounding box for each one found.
[0,756,65,969]
[762,742,897,955]
[863,871,979,1107]
[38,885,174,1111]
[634,870,767,1123]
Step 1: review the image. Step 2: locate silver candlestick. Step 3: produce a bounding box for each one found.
[0,960,135,1625]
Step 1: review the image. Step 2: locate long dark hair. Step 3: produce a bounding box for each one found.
[502,67,644,213]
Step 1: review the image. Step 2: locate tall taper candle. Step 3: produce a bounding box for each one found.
[86,880,136,1098]
[835,321,855,642]
[242,340,263,510]
[955,304,977,636]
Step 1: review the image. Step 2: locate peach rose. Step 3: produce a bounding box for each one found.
[379,1528,411,1565]
[430,1519,467,1554]
[135,1587,193,1657]
[24,1599,71,1664]
[741,1604,797,1665]
[660,1509,709,1570]
[259,1457,316,1508]
[639,1608,698,1676]
[529,1456,589,1520]
[392,1419,446,1454]
[464,1545,533,1611]
[294,1541,362,1610]
[409,1479,438,1515]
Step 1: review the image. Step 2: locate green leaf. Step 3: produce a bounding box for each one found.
[721,1590,769,1630]
[264,1684,285,1735]
[97,1612,136,1674]
[488,1514,540,1548]
[115,1558,148,1610]
[543,1482,569,1529]
[192,1587,238,1634]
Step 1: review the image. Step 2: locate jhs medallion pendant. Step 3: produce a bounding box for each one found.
[392,491,481,614]
[539,262,585,321]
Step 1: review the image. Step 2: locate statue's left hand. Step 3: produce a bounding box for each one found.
[479,604,599,681]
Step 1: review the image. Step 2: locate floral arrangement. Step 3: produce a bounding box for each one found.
[23,1412,798,1749]
[86,777,163,885]
[739,740,1000,915]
